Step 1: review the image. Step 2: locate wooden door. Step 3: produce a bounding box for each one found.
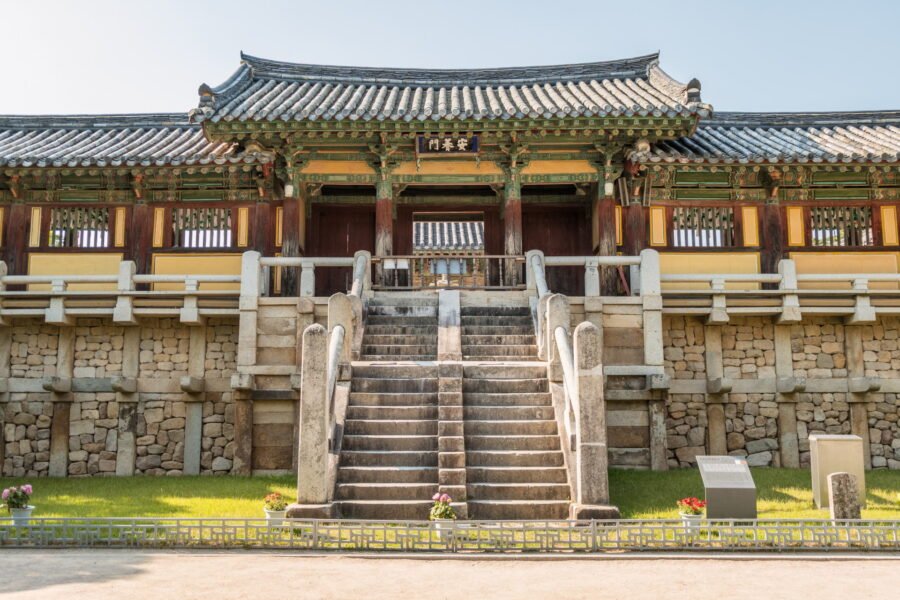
[309,204,375,296]
[523,205,591,295]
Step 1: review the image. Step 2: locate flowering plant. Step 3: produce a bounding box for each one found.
[676,497,706,516]
[263,492,288,511]
[1,484,33,511]
[429,493,457,521]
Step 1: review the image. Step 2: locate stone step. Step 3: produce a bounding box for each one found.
[461,334,536,345]
[369,296,439,307]
[366,315,438,326]
[466,466,569,484]
[340,450,438,467]
[349,392,439,406]
[463,356,541,362]
[468,483,570,501]
[466,450,564,467]
[345,419,438,436]
[362,334,438,346]
[465,420,558,436]
[364,324,438,336]
[250,389,296,401]
[346,405,438,420]
[338,466,438,484]
[463,405,555,421]
[463,347,538,360]
[461,306,531,317]
[461,315,532,326]
[336,483,439,501]
[462,378,548,393]
[461,325,534,336]
[342,435,438,451]
[463,365,547,379]
[465,435,561,451]
[463,392,552,406]
[337,500,434,520]
[359,354,438,361]
[352,364,439,379]
[368,305,438,317]
[467,500,570,520]
[361,344,437,357]
[352,378,438,393]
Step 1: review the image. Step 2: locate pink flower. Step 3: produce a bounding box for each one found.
[432,493,441,501]
[22,485,32,495]
[1,488,9,500]
[440,494,451,503]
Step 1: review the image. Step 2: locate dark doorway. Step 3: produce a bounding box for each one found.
[523,204,592,295]
[308,204,375,296]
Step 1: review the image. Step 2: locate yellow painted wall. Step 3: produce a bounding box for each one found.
[786,206,805,246]
[151,253,242,291]
[660,252,761,290]
[392,160,503,176]
[520,160,595,175]
[881,206,899,246]
[303,160,375,175]
[27,252,122,291]
[791,252,899,290]
[649,207,667,246]
[741,206,760,246]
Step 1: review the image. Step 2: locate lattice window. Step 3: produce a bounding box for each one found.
[172,207,233,248]
[48,207,110,248]
[671,206,736,248]
[809,206,874,247]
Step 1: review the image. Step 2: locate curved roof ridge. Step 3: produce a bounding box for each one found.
[0,113,194,129]
[704,110,900,128]
[235,51,663,87]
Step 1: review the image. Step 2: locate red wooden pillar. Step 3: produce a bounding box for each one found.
[375,181,393,257]
[761,202,786,275]
[280,190,304,296]
[623,201,647,257]
[3,203,30,276]
[593,183,618,294]
[127,203,154,276]
[503,180,523,286]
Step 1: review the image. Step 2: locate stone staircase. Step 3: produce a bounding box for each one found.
[461,305,538,361]
[361,295,438,360]
[336,364,439,519]
[463,364,570,519]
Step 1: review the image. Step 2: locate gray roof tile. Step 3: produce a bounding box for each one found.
[192,52,710,123]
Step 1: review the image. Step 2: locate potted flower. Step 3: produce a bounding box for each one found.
[429,493,456,540]
[263,492,289,526]
[2,484,35,526]
[677,496,706,533]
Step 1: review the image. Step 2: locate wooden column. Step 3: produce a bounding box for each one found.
[622,201,646,257]
[761,202,785,275]
[503,179,522,286]
[254,201,274,257]
[3,203,30,275]
[280,184,306,297]
[375,180,393,257]
[128,203,154,276]
[593,184,618,295]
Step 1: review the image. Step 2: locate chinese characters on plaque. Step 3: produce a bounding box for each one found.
[416,134,480,156]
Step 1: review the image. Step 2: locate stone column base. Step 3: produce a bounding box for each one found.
[569,503,621,520]
[286,503,337,519]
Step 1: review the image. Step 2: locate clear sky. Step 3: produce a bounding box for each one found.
[2,0,898,116]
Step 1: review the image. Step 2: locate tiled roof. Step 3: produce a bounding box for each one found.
[191,52,710,124]
[636,111,900,165]
[414,221,484,252]
[0,114,258,168]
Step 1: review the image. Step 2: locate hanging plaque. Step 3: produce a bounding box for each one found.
[416,134,479,156]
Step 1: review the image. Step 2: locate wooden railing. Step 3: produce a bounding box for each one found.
[370,254,525,290]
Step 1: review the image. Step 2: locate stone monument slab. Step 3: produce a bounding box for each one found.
[696,455,757,519]
[809,434,866,509]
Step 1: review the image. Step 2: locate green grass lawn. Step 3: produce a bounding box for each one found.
[2,468,899,520]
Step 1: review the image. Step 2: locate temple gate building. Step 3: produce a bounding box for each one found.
[1,52,899,519]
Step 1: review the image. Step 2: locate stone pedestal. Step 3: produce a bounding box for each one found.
[285,502,337,519]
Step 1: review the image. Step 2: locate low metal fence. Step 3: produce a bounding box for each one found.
[2,518,899,552]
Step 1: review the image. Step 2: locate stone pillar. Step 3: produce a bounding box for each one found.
[0,328,10,475]
[844,326,872,470]
[593,184,619,295]
[569,322,617,519]
[328,293,355,380]
[640,250,663,368]
[437,290,462,361]
[233,252,261,475]
[704,325,728,457]
[774,324,800,468]
[438,362,467,518]
[114,327,140,476]
[828,472,862,520]
[375,180,393,258]
[649,399,668,471]
[295,324,330,506]
[232,391,253,476]
[181,326,206,475]
[49,327,75,477]
[503,178,523,286]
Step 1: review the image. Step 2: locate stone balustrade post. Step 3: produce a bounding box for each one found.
[113,261,137,325]
[328,293,355,380]
[639,249,663,367]
[584,258,600,297]
[299,260,316,297]
[777,259,802,323]
[545,294,570,383]
[294,324,331,508]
